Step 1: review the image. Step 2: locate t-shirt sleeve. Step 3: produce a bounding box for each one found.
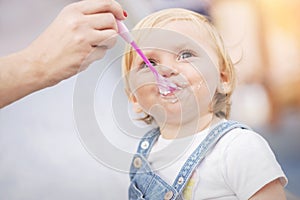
[221,129,288,200]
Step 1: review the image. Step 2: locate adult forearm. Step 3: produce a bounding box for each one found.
[0,50,48,108]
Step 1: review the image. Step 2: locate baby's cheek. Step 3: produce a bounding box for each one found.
[134,86,159,112]
[128,73,157,92]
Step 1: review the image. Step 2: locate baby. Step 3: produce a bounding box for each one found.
[122,8,287,200]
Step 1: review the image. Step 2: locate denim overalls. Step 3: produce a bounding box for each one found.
[128,121,250,200]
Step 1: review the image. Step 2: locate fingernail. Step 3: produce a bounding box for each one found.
[123,10,128,17]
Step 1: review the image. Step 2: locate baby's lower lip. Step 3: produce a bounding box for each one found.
[160,87,182,98]
[160,94,175,100]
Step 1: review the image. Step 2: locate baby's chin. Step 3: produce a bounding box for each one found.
[153,107,200,125]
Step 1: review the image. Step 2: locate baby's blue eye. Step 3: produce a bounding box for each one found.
[179,51,193,60]
[140,59,157,68]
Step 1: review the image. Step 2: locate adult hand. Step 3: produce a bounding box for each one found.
[24,0,126,87]
[0,0,126,108]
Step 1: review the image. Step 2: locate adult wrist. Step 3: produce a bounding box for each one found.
[21,47,59,89]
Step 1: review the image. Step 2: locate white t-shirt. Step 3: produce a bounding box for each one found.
[148,121,287,200]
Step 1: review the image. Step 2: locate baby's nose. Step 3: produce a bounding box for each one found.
[158,65,178,78]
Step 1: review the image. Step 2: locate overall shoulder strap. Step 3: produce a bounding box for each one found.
[172,120,250,194]
[136,127,161,157]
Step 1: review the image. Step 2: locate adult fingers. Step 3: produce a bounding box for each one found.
[89,29,118,49]
[84,30,118,67]
[74,0,126,20]
[86,13,117,31]
[80,46,109,70]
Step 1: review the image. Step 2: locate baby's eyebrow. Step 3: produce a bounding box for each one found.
[135,48,159,59]
[173,42,203,51]
[172,43,189,50]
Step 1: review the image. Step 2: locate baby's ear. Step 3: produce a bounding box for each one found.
[132,102,143,113]
[218,71,230,93]
[220,71,229,83]
[125,88,143,113]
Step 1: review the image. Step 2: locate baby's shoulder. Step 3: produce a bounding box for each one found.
[216,126,271,154]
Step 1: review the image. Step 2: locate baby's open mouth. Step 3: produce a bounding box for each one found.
[159,81,188,103]
[160,86,182,96]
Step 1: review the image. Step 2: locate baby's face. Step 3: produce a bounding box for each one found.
[128,20,220,125]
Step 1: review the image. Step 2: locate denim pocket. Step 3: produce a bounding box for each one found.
[129,182,145,200]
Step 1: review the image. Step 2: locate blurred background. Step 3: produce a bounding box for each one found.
[0,0,299,199]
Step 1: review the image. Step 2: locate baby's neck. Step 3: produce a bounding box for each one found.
[159,114,221,139]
